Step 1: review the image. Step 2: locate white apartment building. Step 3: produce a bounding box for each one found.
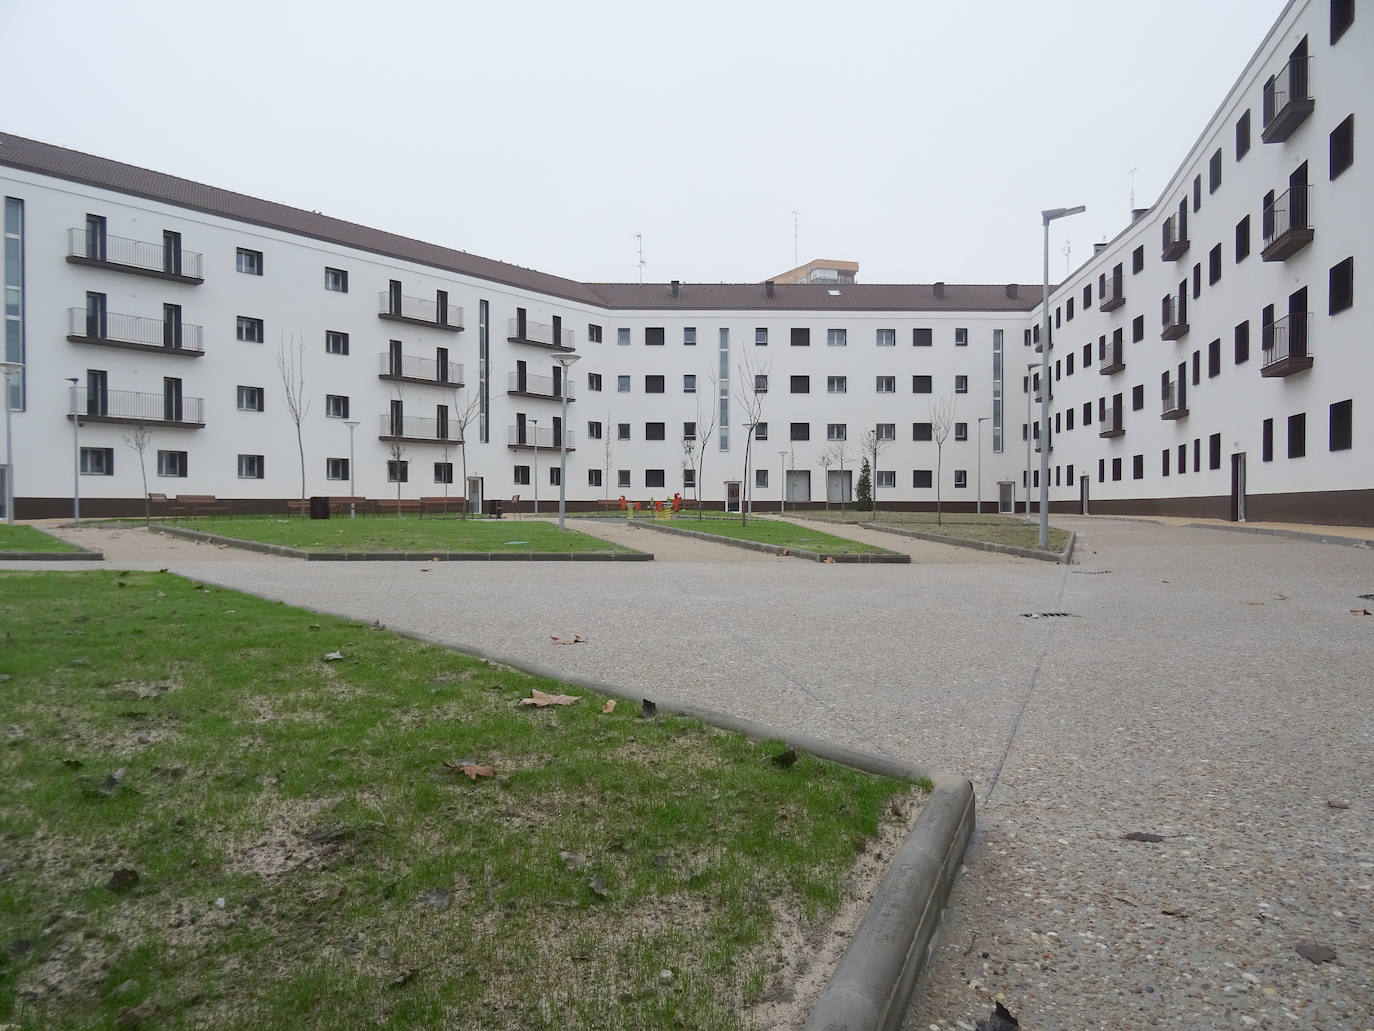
[1,0,1368,525]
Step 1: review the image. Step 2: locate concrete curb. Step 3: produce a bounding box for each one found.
[628,518,911,564]
[853,521,1075,564]
[169,568,974,1031]
[1184,522,1374,550]
[147,524,653,561]
[0,548,104,562]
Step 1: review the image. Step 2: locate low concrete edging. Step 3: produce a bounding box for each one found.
[628,519,911,563]
[853,522,1075,564]
[1184,522,1374,550]
[178,570,973,1029]
[148,524,653,561]
[0,548,104,562]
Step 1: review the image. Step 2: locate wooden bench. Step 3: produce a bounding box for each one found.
[148,493,174,518]
[419,496,466,517]
[285,497,377,517]
[380,498,424,515]
[597,499,623,511]
[175,494,229,519]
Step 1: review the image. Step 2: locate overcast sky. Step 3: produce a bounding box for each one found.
[3,0,1288,287]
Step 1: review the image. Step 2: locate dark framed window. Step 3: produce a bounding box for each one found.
[1332,0,1354,43]
[1263,418,1274,462]
[1235,321,1250,365]
[645,422,665,440]
[790,375,810,393]
[1209,149,1222,193]
[1132,384,1144,411]
[645,375,664,393]
[644,327,665,346]
[1236,110,1251,160]
[1330,256,1354,314]
[1208,339,1221,378]
[1209,433,1222,470]
[1162,449,1171,476]
[913,422,932,441]
[324,267,348,292]
[645,469,665,488]
[1133,454,1144,480]
[1330,399,1353,451]
[913,327,932,347]
[1288,413,1306,459]
[790,327,810,347]
[1330,114,1354,180]
[1236,215,1251,262]
[1193,174,1202,212]
[790,422,810,441]
[1112,457,1122,481]
[913,470,932,488]
[1132,245,1145,274]
[913,375,932,394]
[1209,244,1222,284]
[389,460,410,483]
[1132,315,1144,343]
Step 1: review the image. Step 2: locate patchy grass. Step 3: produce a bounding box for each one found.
[653,516,892,556]
[0,526,84,554]
[156,515,634,555]
[0,571,913,1029]
[807,511,1071,552]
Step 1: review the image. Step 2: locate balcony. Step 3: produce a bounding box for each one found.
[67,308,204,357]
[1098,271,1125,312]
[69,387,205,428]
[378,414,462,444]
[1098,341,1125,375]
[1161,296,1189,341]
[378,293,463,332]
[507,425,577,451]
[1261,54,1314,144]
[1161,214,1189,260]
[507,370,574,401]
[1161,381,1188,420]
[1261,313,1313,377]
[507,317,574,351]
[1261,186,1314,261]
[66,229,204,284]
[1098,406,1124,438]
[377,353,464,387]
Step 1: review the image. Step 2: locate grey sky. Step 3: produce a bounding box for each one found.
[3,0,1288,286]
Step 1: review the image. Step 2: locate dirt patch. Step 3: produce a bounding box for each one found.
[224,797,352,879]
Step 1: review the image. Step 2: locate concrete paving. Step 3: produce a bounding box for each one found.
[7,517,1372,1027]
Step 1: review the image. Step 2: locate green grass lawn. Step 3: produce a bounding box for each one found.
[0,571,912,1029]
[655,515,891,555]
[0,525,84,554]
[158,515,633,555]
[806,510,1072,552]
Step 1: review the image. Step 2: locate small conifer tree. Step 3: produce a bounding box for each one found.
[856,458,873,511]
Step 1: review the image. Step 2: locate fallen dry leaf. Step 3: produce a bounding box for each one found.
[779,548,790,557]
[1351,608,1372,616]
[519,689,581,707]
[601,699,616,714]
[824,556,836,564]
[1244,601,1265,606]
[444,761,494,781]
[419,568,431,573]
[550,634,588,645]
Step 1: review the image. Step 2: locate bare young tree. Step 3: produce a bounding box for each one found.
[733,354,769,525]
[603,407,613,501]
[819,439,850,515]
[388,384,407,516]
[929,393,958,526]
[450,387,481,518]
[682,370,719,519]
[122,422,153,525]
[275,334,309,513]
[860,427,891,519]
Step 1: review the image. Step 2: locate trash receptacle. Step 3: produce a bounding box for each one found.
[490,500,503,519]
[309,495,330,519]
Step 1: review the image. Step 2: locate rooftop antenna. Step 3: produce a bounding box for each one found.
[1062,239,1071,275]
[1128,166,1138,214]
[635,232,645,283]
[792,210,799,268]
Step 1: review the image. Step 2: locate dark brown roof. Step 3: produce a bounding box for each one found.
[0,131,1037,313]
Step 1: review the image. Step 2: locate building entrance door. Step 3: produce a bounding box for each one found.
[467,476,484,517]
[1231,453,1247,522]
[786,469,811,504]
[1080,475,1090,515]
[998,481,1013,514]
[826,469,852,505]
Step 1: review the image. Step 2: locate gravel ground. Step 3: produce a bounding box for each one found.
[9,516,1372,1028]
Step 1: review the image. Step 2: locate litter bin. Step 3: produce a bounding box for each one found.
[309,495,330,519]
[489,499,503,519]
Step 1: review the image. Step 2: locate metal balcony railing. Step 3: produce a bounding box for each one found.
[1262,186,1313,260]
[1098,339,1124,374]
[377,292,463,329]
[1099,270,1124,311]
[377,353,463,384]
[1262,54,1312,142]
[378,414,461,441]
[1098,406,1124,438]
[507,370,574,400]
[1162,295,1189,339]
[1162,213,1189,259]
[1261,312,1312,376]
[1162,381,1187,418]
[71,387,204,425]
[68,307,204,354]
[507,425,576,449]
[67,228,204,280]
[506,317,575,350]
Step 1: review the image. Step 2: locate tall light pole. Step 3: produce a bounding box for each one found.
[1040,205,1085,547]
[976,416,990,516]
[778,450,788,514]
[0,362,22,525]
[529,417,538,516]
[553,353,580,530]
[1025,361,1041,522]
[344,420,359,517]
[66,377,80,522]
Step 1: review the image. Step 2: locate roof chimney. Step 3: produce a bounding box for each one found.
[670,280,680,298]
[933,281,946,299]
[1132,208,1149,223]
[1093,243,1108,255]
[1005,283,1018,299]
[765,280,775,299]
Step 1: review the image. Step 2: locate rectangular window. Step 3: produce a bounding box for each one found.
[876,423,896,442]
[755,327,768,346]
[645,327,665,346]
[617,423,630,441]
[753,468,768,489]
[1178,443,1188,474]
[1330,399,1353,451]
[1330,256,1354,314]
[1098,459,1105,483]
[683,327,696,346]
[588,372,603,391]
[1192,351,1201,386]
[236,316,264,343]
[1209,433,1222,470]
[827,328,847,347]
[1192,263,1202,299]
[1332,0,1354,43]
[645,422,665,441]
[326,457,349,481]
[827,375,847,393]
[617,375,630,393]
[587,324,603,343]
[1209,244,1222,284]
[875,328,895,347]
[1132,384,1144,411]
[790,375,810,394]
[826,423,846,441]
[1209,149,1222,193]
[683,421,696,440]
[617,469,631,488]
[1132,245,1145,274]
[587,421,602,440]
[1235,321,1250,364]
[1131,454,1143,480]
[790,327,810,347]
[913,328,932,347]
[953,470,967,489]
[876,376,896,393]
[954,422,968,442]
[512,465,529,486]
[325,394,349,419]
[588,468,603,488]
[617,327,630,346]
[681,469,694,489]
[683,374,696,393]
[157,450,188,478]
[955,327,968,347]
[1112,457,1122,482]
[913,375,932,394]
[324,267,348,292]
[913,422,932,441]
[1162,449,1171,476]
[1261,417,1274,461]
[754,422,767,441]
[645,375,665,393]
[913,470,932,488]
[790,422,810,441]
[1236,216,1251,262]
[645,469,665,488]
[876,470,896,489]
[954,375,968,394]
[1288,413,1306,459]
[236,385,264,411]
[1330,114,1354,180]
[1236,110,1251,160]
[1193,174,1202,212]
[549,466,560,487]
[235,247,263,275]
[237,454,265,479]
[1208,339,1221,378]
[755,374,769,393]
[79,446,113,475]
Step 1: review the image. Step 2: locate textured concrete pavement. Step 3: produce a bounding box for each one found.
[9,517,1372,1027]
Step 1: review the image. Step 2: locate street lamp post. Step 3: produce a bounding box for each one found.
[66,377,80,523]
[344,420,359,517]
[1025,361,1041,522]
[1040,205,1085,547]
[552,353,580,530]
[778,450,788,514]
[0,362,22,525]
[976,416,990,516]
[529,418,538,516]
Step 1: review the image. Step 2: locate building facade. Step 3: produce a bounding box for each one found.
[1,0,1369,524]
